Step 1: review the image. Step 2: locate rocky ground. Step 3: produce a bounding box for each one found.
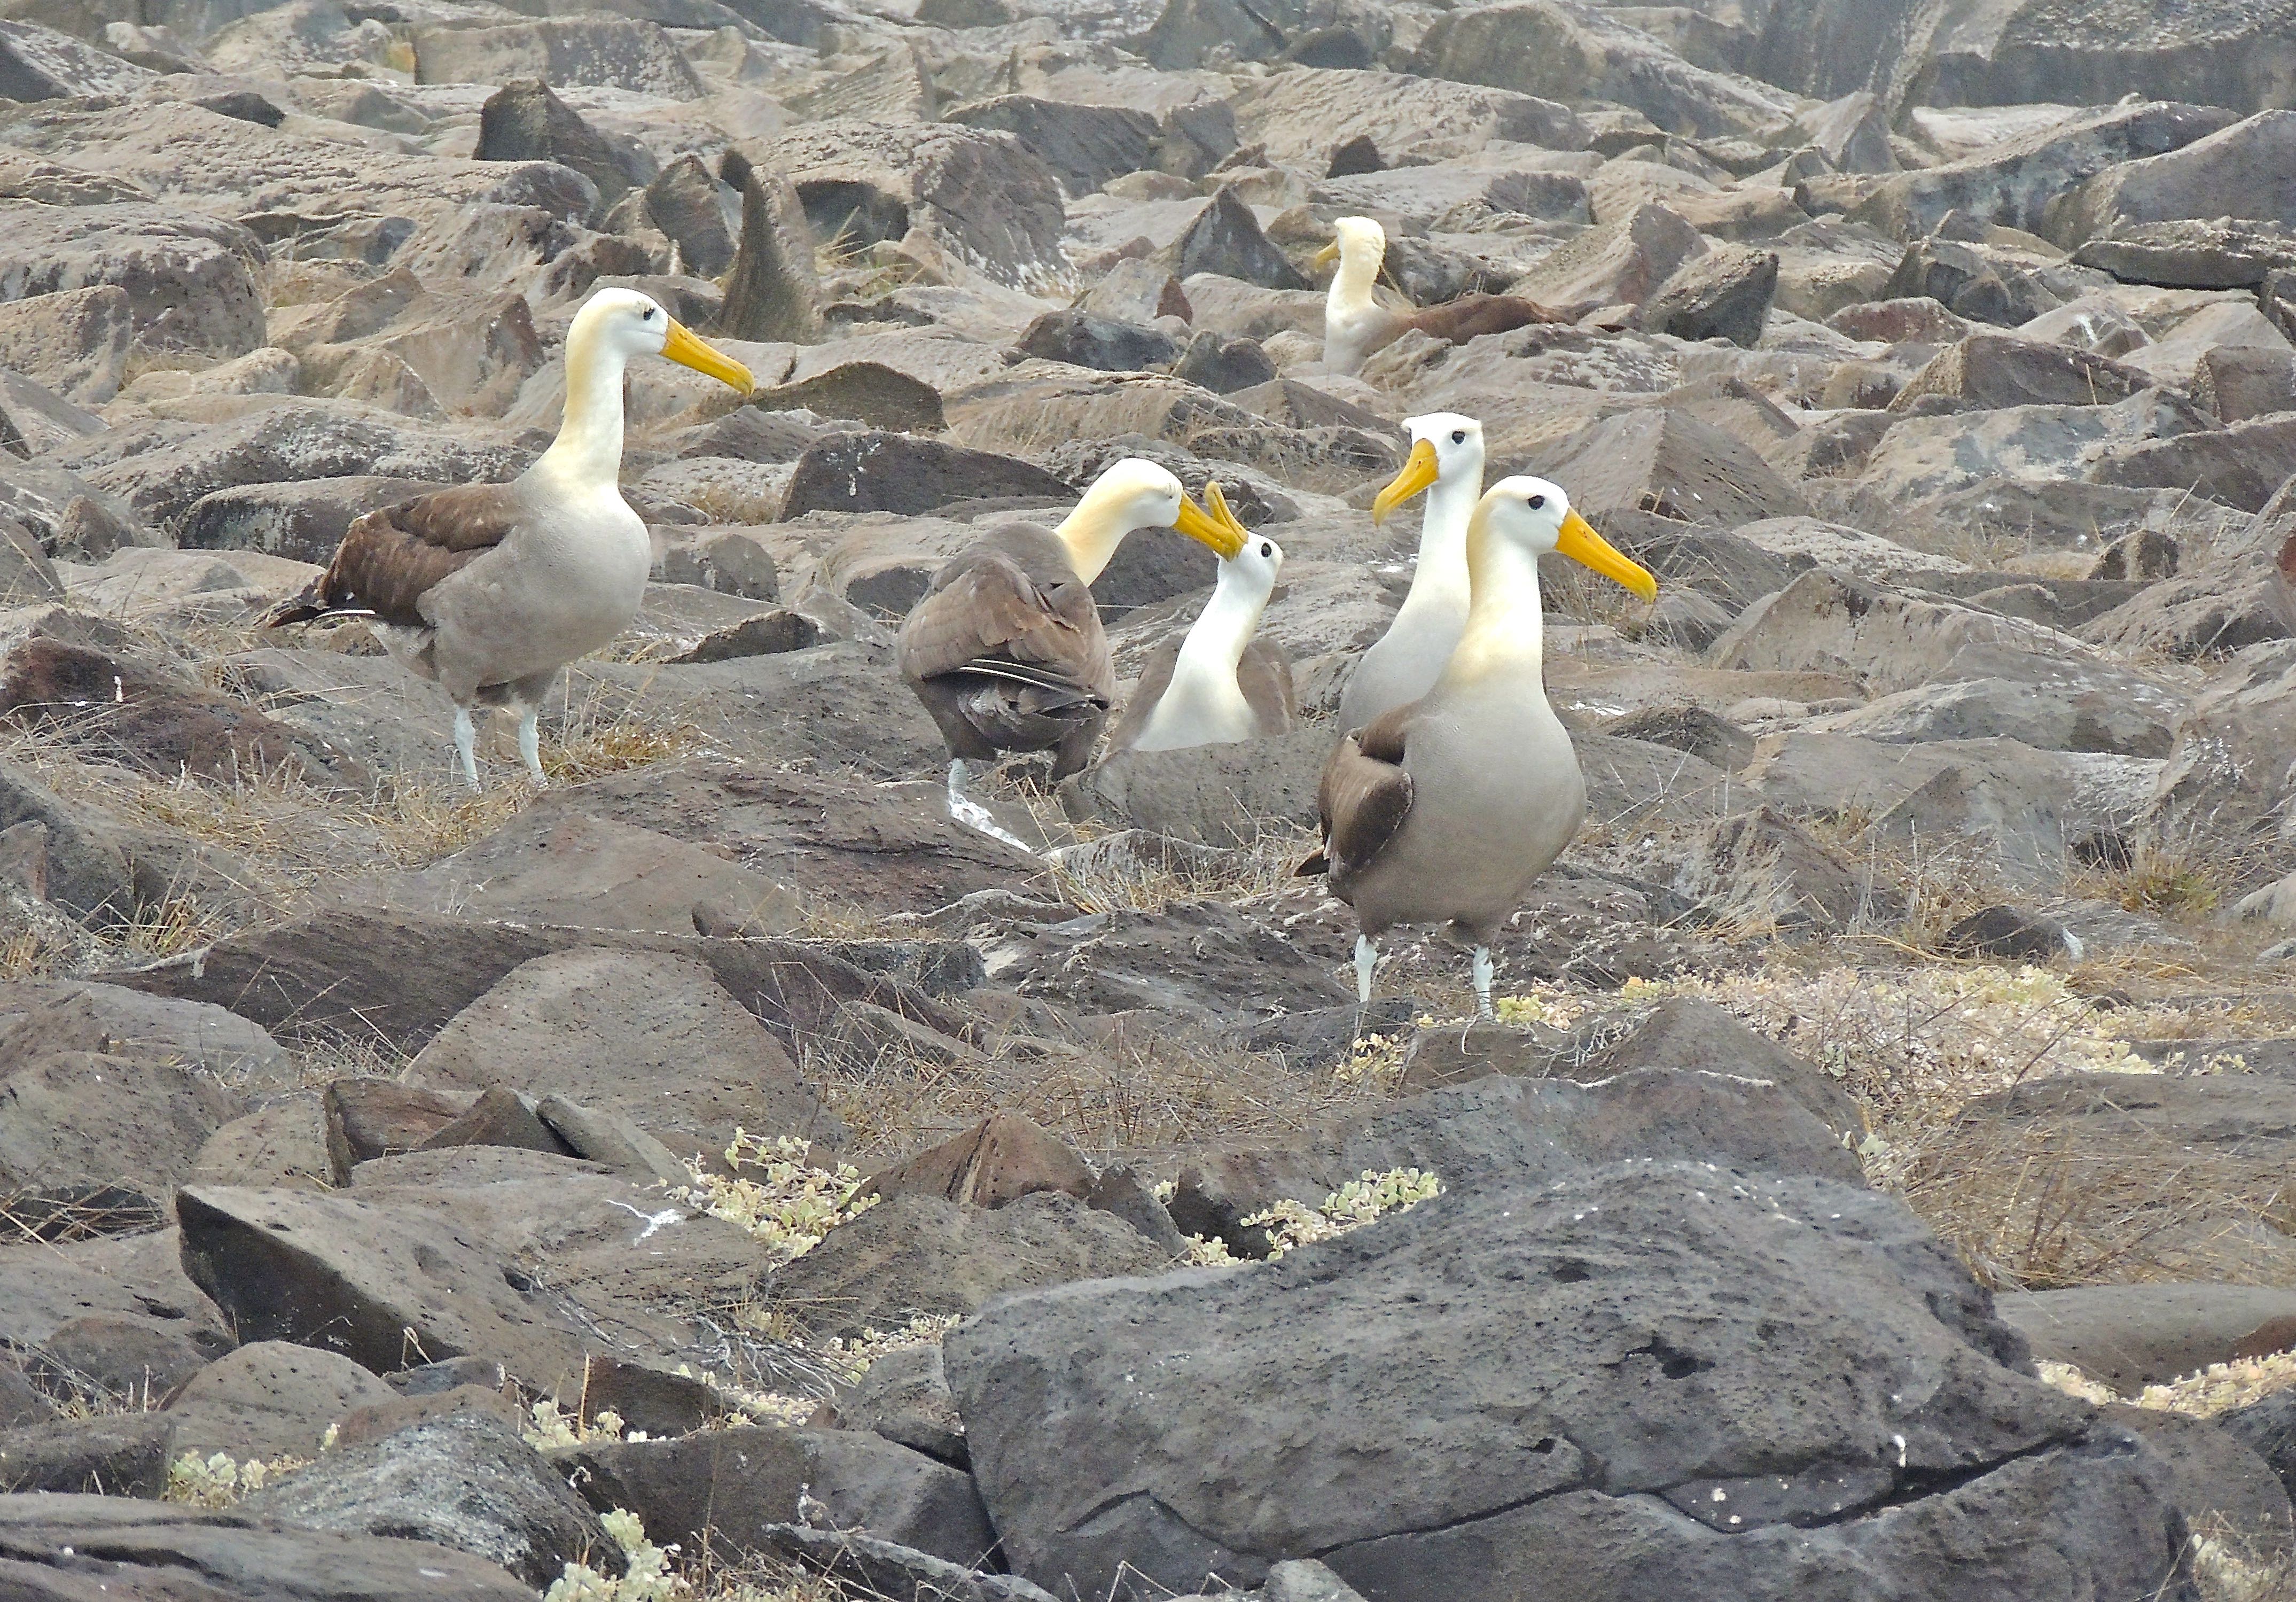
[6,0,2296,1596]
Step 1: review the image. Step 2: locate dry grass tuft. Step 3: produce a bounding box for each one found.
[0,695,708,960]
[2082,835,2242,922]
[2193,1538,2296,1602]
[806,1006,1380,1163]
[1872,1112,2270,1290]
[1043,819,1319,917]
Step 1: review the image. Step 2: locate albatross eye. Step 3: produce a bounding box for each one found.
[1528,494,1545,510]
[1260,542,1272,558]
[1450,430,1465,445]
[642,306,657,321]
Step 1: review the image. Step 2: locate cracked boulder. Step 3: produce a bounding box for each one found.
[744,120,1068,293]
[946,1163,2189,1602]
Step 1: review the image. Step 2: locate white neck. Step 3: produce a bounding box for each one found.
[1136,565,1266,748]
[1055,492,1132,582]
[534,324,630,489]
[1442,524,1544,689]
[1394,461,1481,623]
[1329,238,1381,322]
[1173,562,1266,686]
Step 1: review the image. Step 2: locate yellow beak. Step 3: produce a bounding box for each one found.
[1371,437,1440,526]
[660,319,755,393]
[1174,488,1246,559]
[1312,240,1341,271]
[1202,480,1252,560]
[1556,508,1657,602]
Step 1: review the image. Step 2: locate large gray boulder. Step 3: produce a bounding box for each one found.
[238,1410,616,1590]
[1749,0,2296,118]
[743,120,1069,293]
[407,945,838,1163]
[473,77,631,211]
[554,1425,994,1569]
[0,18,154,99]
[1847,100,2239,242]
[409,15,704,97]
[768,1191,1172,1342]
[0,284,130,404]
[0,1491,537,1599]
[947,1163,2190,1601]
[2053,111,2296,246]
[1411,0,1799,139]
[942,95,1161,199]
[3,203,265,362]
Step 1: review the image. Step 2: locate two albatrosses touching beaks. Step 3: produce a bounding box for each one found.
[1106,486,1295,755]
[1337,413,1484,735]
[1316,216,1559,377]
[265,287,755,790]
[1302,477,1658,1021]
[896,460,1248,849]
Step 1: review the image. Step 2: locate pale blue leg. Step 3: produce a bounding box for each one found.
[1355,934,1377,1009]
[1472,945,1495,1022]
[517,707,545,786]
[453,707,480,792]
[946,759,1034,855]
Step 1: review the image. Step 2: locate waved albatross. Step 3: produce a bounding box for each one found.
[896,459,1246,848]
[1316,216,1559,377]
[1301,477,1657,1020]
[1336,411,1483,736]
[1106,488,1294,754]
[265,287,755,789]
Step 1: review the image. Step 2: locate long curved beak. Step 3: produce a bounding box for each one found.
[1202,481,1252,561]
[1556,508,1657,602]
[1312,240,1341,271]
[1175,489,1245,559]
[1371,437,1440,526]
[660,320,755,393]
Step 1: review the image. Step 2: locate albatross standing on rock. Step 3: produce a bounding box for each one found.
[1301,477,1657,1021]
[1337,412,1484,735]
[265,287,755,790]
[897,460,1246,849]
[1316,216,1558,377]
[1106,488,1293,754]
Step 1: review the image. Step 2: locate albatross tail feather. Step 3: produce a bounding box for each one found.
[261,577,370,629]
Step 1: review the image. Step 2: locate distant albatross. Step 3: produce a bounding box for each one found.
[897,460,1247,849]
[1337,411,1483,736]
[1106,487,1294,755]
[265,287,755,789]
[1316,216,1559,377]
[1301,477,1657,1021]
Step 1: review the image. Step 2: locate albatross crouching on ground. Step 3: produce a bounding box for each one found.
[264,287,755,790]
[897,460,1247,850]
[1106,487,1294,755]
[1316,216,1559,377]
[1301,477,1657,1021]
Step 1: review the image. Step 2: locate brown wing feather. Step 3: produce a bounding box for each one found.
[896,531,1110,703]
[1103,641,1180,754]
[1318,702,1415,879]
[1238,640,1296,738]
[266,483,525,629]
[1405,293,1559,346]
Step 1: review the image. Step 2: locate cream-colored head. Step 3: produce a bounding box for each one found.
[544,289,754,484]
[1222,525,1284,594]
[1373,413,1484,524]
[1314,216,1387,283]
[1056,458,1243,584]
[1469,476,1655,600]
[565,288,753,388]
